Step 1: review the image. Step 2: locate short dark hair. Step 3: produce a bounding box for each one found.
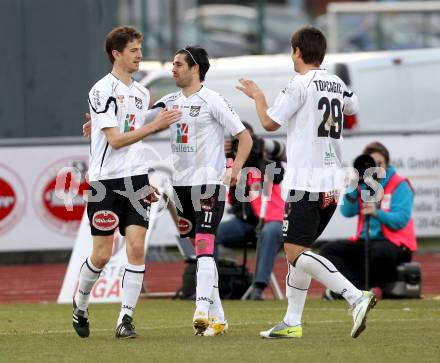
[175,46,210,81]
[291,26,327,66]
[105,26,143,64]
[363,141,390,165]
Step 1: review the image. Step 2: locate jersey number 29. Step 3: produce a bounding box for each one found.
[317,97,342,139]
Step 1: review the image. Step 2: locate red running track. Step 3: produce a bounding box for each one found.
[0,254,438,304]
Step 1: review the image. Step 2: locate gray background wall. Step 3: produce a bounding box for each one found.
[0,0,118,138]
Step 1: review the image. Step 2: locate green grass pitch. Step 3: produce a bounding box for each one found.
[0,299,439,363]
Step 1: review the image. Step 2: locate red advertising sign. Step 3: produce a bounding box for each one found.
[0,164,26,235]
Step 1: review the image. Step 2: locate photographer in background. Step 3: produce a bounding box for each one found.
[320,141,417,299]
[216,122,285,300]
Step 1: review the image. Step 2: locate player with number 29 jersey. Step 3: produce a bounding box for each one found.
[238,27,375,341]
[268,69,359,192]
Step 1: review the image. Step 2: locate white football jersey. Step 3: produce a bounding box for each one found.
[267,69,359,192]
[156,86,245,186]
[88,73,151,181]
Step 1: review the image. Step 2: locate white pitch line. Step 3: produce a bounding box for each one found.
[243,306,440,312]
[0,317,438,337]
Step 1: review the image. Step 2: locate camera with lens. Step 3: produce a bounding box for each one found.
[227,134,285,184]
[227,122,285,224]
[226,122,286,174]
[353,154,377,184]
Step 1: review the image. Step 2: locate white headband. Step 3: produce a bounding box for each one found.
[181,48,198,65]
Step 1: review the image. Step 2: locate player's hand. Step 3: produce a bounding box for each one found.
[153,109,182,130]
[361,202,377,217]
[142,185,161,204]
[83,113,91,138]
[223,167,240,187]
[236,78,263,100]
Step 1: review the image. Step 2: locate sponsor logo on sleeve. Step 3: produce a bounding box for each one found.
[92,89,101,108]
[221,96,236,115]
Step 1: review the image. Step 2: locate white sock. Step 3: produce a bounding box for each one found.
[117,263,145,325]
[209,262,225,322]
[195,256,215,314]
[295,251,362,305]
[283,261,311,326]
[75,257,102,311]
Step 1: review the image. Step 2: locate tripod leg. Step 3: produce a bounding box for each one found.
[269,272,284,300]
[241,284,254,300]
[365,216,370,290]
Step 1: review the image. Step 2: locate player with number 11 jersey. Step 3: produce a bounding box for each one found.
[152,46,252,337]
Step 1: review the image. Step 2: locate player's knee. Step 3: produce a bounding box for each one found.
[128,243,145,261]
[92,253,111,268]
[284,244,307,265]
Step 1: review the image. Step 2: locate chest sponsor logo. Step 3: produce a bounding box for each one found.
[34,158,88,235]
[189,105,201,117]
[92,210,119,231]
[124,114,136,132]
[0,164,26,235]
[135,97,143,110]
[176,123,189,144]
[173,123,196,152]
[172,105,179,110]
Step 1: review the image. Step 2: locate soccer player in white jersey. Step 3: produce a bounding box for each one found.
[237,26,376,339]
[72,26,181,339]
[152,46,253,336]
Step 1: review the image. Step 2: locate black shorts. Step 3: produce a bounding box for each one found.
[283,189,338,247]
[173,184,226,238]
[87,174,151,236]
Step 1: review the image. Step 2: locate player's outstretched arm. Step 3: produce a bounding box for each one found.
[227,129,253,187]
[236,78,280,132]
[102,108,181,149]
